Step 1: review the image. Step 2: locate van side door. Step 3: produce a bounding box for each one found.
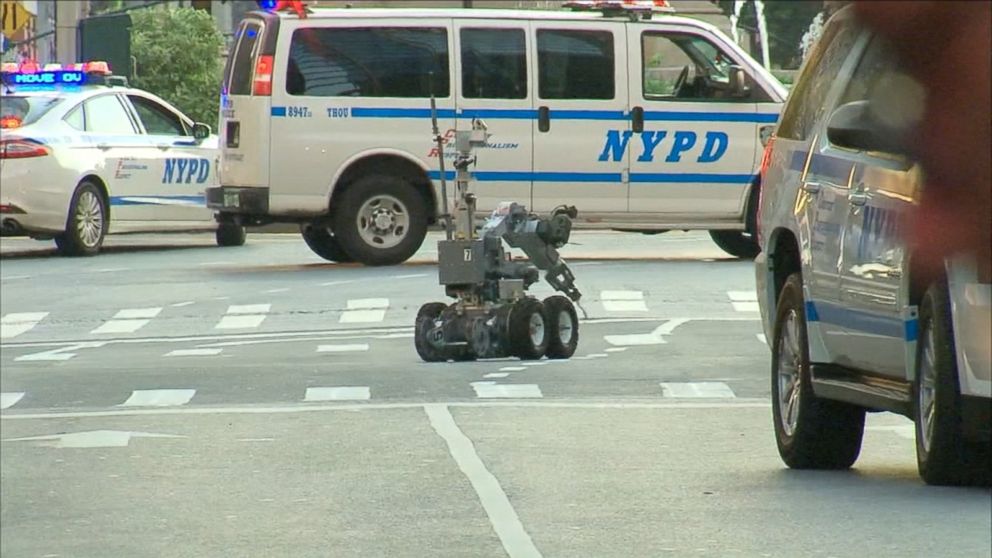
[626,24,770,222]
[454,21,533,212]
[531,21,628,214]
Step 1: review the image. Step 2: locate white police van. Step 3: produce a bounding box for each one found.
[210,0,786,266]
[755,6,990,486]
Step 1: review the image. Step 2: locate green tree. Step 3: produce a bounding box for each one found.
[129,7,223,128]
[714,0,824,69]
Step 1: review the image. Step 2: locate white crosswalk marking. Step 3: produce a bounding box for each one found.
[727,291,759,313]
[120,389,196,407]
[1,312,49,339]
[164,348,223,357]
[91,307,162,335]
[757,333,767,345]
[660,382,736,398]
[1,392,26,409]
[472,382,543,398]
[215,304,270,329]
[304,387,371,401]
[317,344,370,353]
[15,341,105,362]
[600,290,648,312]
[340,298,389,323]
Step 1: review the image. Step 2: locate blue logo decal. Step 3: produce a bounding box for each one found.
[598,130,730,163]
[163,158,210,184]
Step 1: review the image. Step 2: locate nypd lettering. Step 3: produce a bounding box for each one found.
[598,130,729,163]
[163,158,211,184]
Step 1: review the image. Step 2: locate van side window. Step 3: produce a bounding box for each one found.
[460,28,527,100]
[228,22,262,96]
[776,21,860,141]
[642,32,748,102]
[537,29,614,100]
[287,27,449,98]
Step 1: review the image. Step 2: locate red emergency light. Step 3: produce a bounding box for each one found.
[256,0,308,18]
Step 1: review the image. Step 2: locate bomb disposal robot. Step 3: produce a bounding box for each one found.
[415,108,583,362]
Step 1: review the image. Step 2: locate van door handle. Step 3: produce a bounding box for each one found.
[631,106,644,133]
[801,181,821,194]
[538,106,550,133]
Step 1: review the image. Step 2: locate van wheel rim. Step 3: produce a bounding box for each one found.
[76,191,104,248]
[918,323,937,453]
[776,309,802,437]
[357,194,408,249]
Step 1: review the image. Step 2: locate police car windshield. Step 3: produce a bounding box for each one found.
[0,95,65,127]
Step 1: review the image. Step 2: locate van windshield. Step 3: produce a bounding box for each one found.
[225,20,263,95]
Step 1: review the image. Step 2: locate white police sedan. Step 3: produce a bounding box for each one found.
[1,61,245,256]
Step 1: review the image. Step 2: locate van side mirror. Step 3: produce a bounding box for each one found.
[192,122,211,141]
[728,65,750,98]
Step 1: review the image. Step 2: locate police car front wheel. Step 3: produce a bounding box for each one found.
[332,175,428,267]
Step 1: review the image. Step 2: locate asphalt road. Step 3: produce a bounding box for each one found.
[1,231,989,558]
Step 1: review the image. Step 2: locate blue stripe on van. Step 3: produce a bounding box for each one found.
[630,173,756,184]
[271,106,287,117]
[643,111,779,123]
[459,109,538,119]
[351,107,458,119]
[340,107,779,123]
[110,195,206,206]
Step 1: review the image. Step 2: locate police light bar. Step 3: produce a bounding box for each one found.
[256,0,308,18]
[0,60,114,89]
[563,0,674,14]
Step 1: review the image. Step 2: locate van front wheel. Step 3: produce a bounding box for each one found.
[333,175,428,266]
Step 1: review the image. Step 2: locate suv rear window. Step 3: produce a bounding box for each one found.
[226,21,263,96]
[286,27,450,98]
[1,95,64,127]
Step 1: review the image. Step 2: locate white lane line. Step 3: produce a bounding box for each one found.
[264,288,290,294]
[120,389,196,407]
[472,382,543,399]
[520,361,548,367]
[317,343,370,353]
[605,347,628,353]
[304,387,370,401]
[600,290,647,312]
[215,304,270,330]
[484,373,510,379]
[1,312,49,340]
[320,280,355,287]
[340,298,389,323]
[757,333,767,345]
[96,267,129,273]
[0,275,30,280]
[15,342,105,362]
[727,291,759,313]
[732,301,760,312]
[171,301,195,308]
[198,261,235,267]
[394,273,428,279]
[165,348,223,357]
[604,317,692,346]
[499,366,526,372]
[425,404,542,558]
[1,392,26,410]
[660,382,736,398]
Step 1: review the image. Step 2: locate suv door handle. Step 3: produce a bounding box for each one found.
[848,190,870,206]
[538,106,550,133]
[801,181,821,194]
[631,106,644,133]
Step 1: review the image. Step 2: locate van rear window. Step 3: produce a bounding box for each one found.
[286,27,449,98]
[226,21,263,96]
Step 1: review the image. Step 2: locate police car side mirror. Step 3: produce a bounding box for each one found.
[729,66,750,98]
[192,122,211,141]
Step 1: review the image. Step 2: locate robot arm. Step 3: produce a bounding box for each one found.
[481,203,583,301]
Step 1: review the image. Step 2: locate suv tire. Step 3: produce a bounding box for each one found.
[332,175,428,266]
[772,273,866,469]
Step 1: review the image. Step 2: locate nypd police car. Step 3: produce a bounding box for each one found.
[210,1,786,266]
[755,7,990,485]
[0,61,245,256]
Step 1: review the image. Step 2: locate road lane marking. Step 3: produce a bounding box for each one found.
[264,288,290,294]
[120,389,196,407]
[605,347,628,353]
[1,312,49,339]
[317,343,370,353]
[320,280,355,287]
[520,361,548,367]
[0,275,30,280]
[394,273,428,279]
[1,393,25,409]
[216,304,270,329]
[91,307,163,335]
[164,348,223,357]
[15,341,105,362]
[304,387,370,401]
[757,334,767,344]
[472,382,543,399]
[171,301,195,308]
[499,367,526,372]
[727,291,759,313]
[604,317,693,346]
[660,382,736,398]
[484,373,510,379]
[600,290,647,312]
[340,298,389,323]
[425,404,542,558]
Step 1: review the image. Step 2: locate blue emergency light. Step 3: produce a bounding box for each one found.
[0,61,118,90]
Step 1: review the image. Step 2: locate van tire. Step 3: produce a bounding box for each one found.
[216,222,246,247]
[301,224,354,263]
[332,175,428,266]
[55,181,107,257]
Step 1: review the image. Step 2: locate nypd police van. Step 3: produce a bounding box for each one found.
[210,1,786,265]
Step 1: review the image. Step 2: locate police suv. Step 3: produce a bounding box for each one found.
[0,61,245,256]
[755,7,990,485]
[210,0,786,266]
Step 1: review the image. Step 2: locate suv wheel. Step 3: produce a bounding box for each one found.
[332,175,428,266]
[771,273,865,469]
[914,280,989,486]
